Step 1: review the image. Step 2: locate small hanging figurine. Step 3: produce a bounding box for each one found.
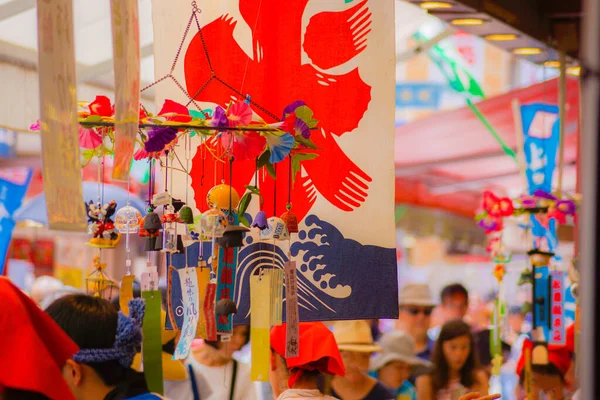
[280,203,298,234]
[85,200,121,248]
[161,204,179,253]
[218,225,250,248]
[86,255,117,299]
[140,207,162,251]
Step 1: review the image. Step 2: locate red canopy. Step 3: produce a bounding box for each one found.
[395,77,580,217]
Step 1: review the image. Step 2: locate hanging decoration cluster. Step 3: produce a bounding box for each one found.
[475,189,579,376]
[31,95,319,170]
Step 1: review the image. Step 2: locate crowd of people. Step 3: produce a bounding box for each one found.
[0,276,578,400]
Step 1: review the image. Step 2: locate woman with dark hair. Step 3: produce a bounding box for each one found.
[186,326,257,400]
[416,320,489,400]
[45,294,165,400]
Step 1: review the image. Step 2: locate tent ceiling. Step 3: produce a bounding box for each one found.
[395,77,580,216]
[0,0,155,93]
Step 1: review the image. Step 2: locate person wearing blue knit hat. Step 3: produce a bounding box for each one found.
[46,294,167,400]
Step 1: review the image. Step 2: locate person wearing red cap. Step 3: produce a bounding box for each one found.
[270,322,345,399]
[0,277,79,400]
[515,337,573,400]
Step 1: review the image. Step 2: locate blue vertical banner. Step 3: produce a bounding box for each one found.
[0,128,16,158]
[0,168,33,275]
[520,103,560,251]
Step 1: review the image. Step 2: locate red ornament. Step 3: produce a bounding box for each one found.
[281,204,299,233]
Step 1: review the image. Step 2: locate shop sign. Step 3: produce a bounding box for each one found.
[549,270,566,345]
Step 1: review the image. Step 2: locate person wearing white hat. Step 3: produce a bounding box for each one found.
[327,320,394,400]
[369,331,433,400]
[396,284,437,361]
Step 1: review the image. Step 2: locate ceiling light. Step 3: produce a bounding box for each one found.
[451,18,486,26]
[484,33,518,41]
[419,1,453,9]
[512,47,543,55]
[567,66,581,76]
[544,60,561,68]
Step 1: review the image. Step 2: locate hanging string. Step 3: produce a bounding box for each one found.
[273,164,277,216]
[229,157,234,213]
[147,158,153,208]
[164,150,169,193]
[288,155,292,205]
[125,174,132,275]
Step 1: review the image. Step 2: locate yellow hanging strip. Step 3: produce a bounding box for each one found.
[250,272,271,382]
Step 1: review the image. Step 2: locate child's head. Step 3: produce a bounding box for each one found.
[432,320,479,392]
[45,294,145,400]
[516,339,572,400]
[371,331,432,390]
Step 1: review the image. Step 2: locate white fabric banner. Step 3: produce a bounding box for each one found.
[154,0,398,321]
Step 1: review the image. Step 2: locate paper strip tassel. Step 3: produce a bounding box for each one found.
[251,273,271,382]
[285,261,300,358]
[173,268,199,359]
[142,290,164,394]
[110,0,140,181]
[36,0,87,231]
[119,275,135,316]
[196,266,210,338]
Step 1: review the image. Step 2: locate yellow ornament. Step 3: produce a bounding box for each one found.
[206,184,240,210]
[491,354,503,376]
[493,264,505,282]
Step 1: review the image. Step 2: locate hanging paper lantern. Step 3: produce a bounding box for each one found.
[200,208,228,238]
[280,205,299,234]
[178,205,194,224]
[206,184,240,210]
[114,205,142,233]
[259,217,289,241]
[252,211,268,230]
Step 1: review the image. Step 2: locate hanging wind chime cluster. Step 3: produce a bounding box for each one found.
[475,189,579,378]
[30,0,322,388]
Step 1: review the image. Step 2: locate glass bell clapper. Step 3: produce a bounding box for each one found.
[161,204,179,253]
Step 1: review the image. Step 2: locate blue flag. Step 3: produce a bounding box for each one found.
[0,168,33,275]
[520,103,560,251]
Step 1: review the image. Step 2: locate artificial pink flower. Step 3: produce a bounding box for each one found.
[220,131,266,161]
[226,101,252,127]
[78,127,103,149]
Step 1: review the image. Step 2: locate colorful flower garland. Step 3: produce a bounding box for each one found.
[30,95,320,170]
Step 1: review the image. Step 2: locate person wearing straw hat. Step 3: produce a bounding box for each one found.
[329,320,394,400]
[369,331,433,400]
[396,284,437,361]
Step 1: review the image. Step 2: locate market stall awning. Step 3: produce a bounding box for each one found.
[395,77,580,217]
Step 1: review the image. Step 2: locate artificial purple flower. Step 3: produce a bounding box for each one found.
[144,126,178,152]
[518,195,537,209]
[211,106,228,130]
[294,117,310,139]
[478,216,501,233]
[533,190,557,201]
[556,199,576,215]
[251,211,268,230]
[282,100,306,119]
